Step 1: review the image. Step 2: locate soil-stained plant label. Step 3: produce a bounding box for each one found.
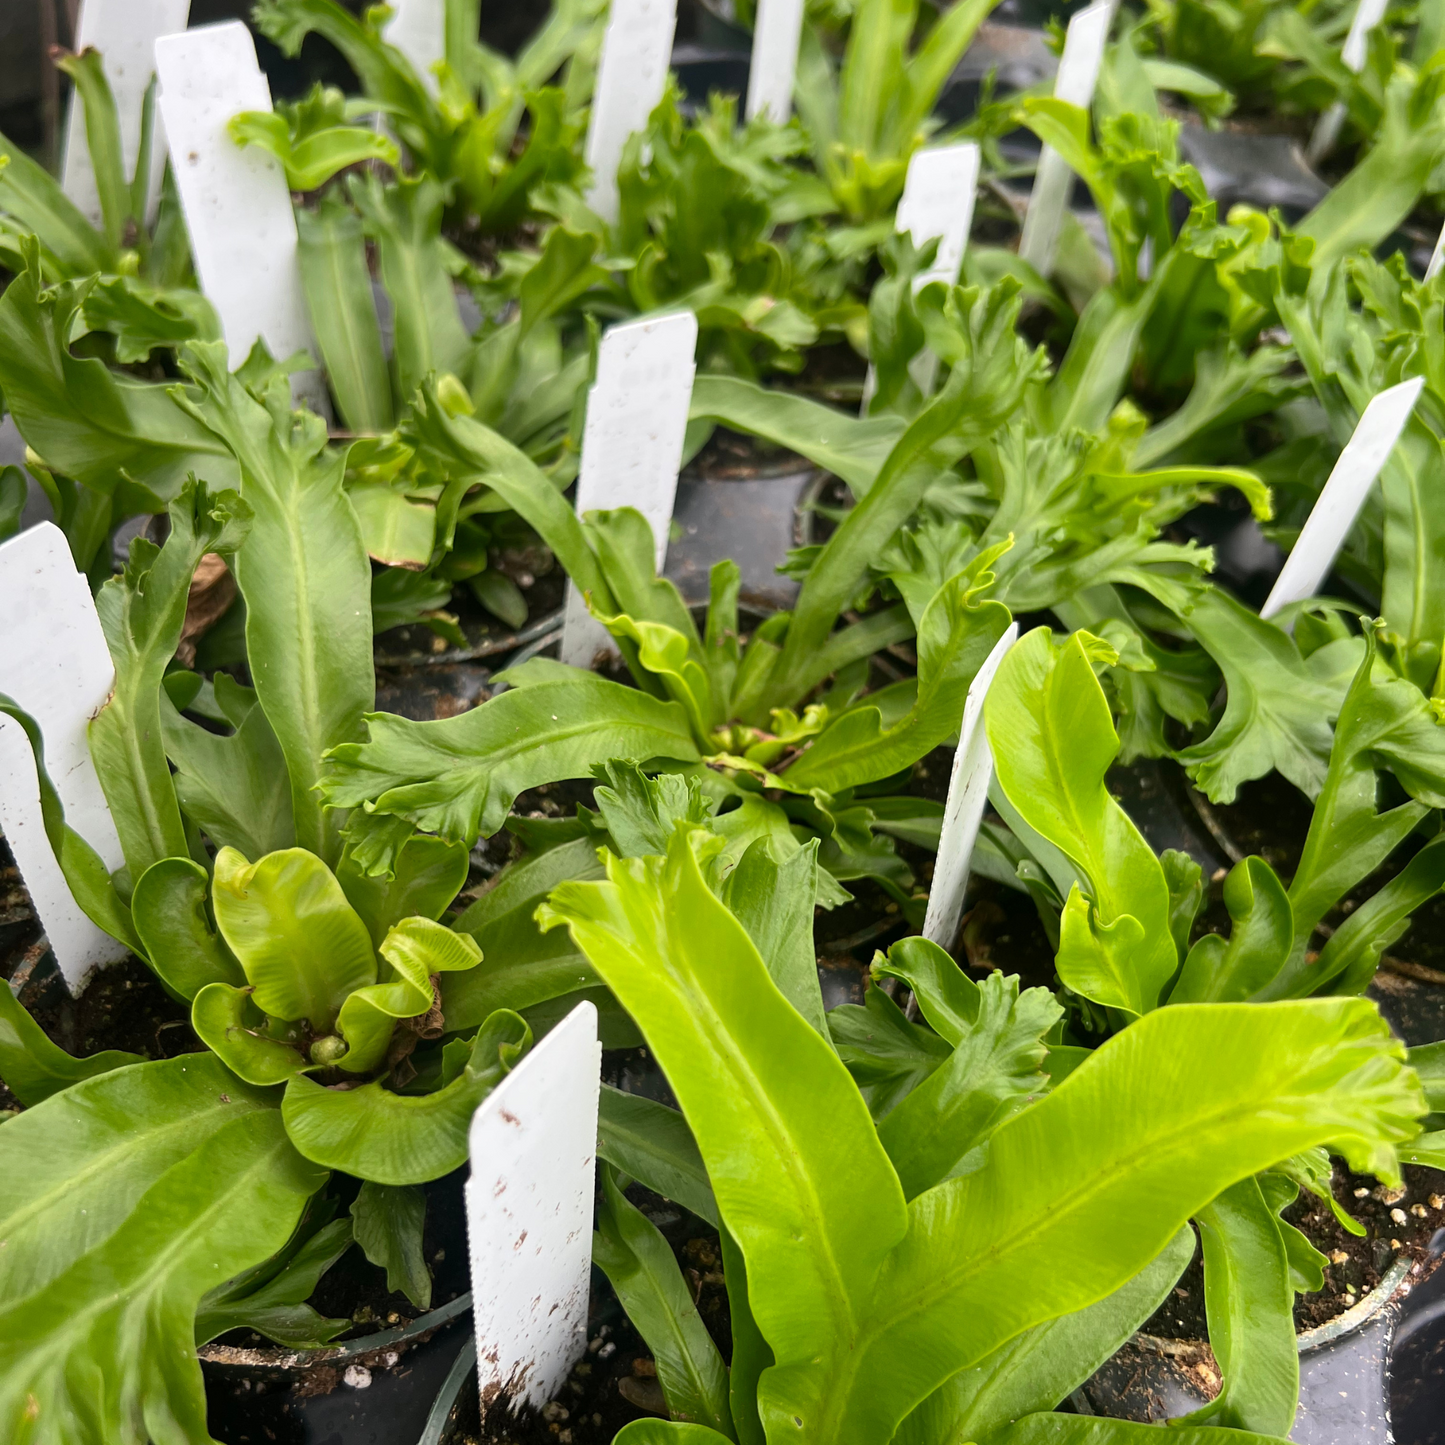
[466,1001,602,1416]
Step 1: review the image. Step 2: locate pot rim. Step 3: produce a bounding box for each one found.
[197,1290,472,1372]
[1295,1253,1415,1351]
[1131,1253,1417,1363]
[419,1335,478,1445]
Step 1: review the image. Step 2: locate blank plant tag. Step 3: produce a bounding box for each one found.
[1426,220,1444,281]
[863,143,981,408]
[1262,377,1424,620]
[62,0,191,230]
[467,1001,602,1418]
[384,0,445,92]
[1307,0,1388,163]
[746,0,806,123]
[905,142,981,396]
[0,524,127,991]
[584,0,678,223]
[1017,0,1114,277]
[155,23,324,409]
[561,311,698,667]
[923,623,1019,953]
[898,143,982,293]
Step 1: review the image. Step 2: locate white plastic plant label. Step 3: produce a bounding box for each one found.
[583,0,678,223]
[898,142,982,294]
[62,0,191,230]
[1341,0,1390,68]
[384,0,445,93]
[0,524,127,991]
[1261,376,1424,620]
[1017,0,1115,277]
[467,1001,602,1418]
[862,143,981,408]
[1307,0,1387,162]
[923,622,1019,953]
[561,311,699,667]
[902,142,981,396]
[155,23,325,410]
[746,0,806,124]
[1426,219,1444,282]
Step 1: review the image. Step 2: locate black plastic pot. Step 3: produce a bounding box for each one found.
[1176,129,1328,220]
[1391,1234,1445,1445]
[1078,1252,1443,1442]
[672,41,753,109]
[664,459,818,611]
[203,1295,475,1445]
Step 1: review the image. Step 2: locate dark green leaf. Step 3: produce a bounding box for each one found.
[0,693,141,955]
[196,1214,352,1348]
[297,195,394,432]
[160,674,297,859]
[597,1085,719,1228]
[593,761,712,858]
[829,982,952,1118]
[351,174,469,401]
[782,570,1011,793]
[351,1180,431,1309]
[876,970,1061,1200]
[1176,588,1360,804]
[338,830,469,945]
[1183,1177,1298,1435]
[720,1222,769,1445]
[53,50,130,251]
[593,1166,733,1434]
[90,480,252,879]
[0,132,112,276]
[0,466,24,543]
[688,374,903,495]
[0,243,232,502]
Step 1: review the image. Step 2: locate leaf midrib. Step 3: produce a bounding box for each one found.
[666,936,873,1378]
[824,1089,1332,1433]
[6,1134,292,1368]
[0,1098,267,1277]
[442,704,694,778]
